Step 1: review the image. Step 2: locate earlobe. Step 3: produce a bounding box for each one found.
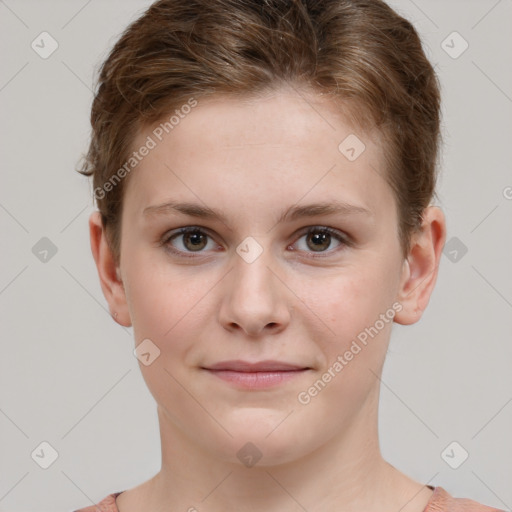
[394,206,446,326]
[89,211,132,327]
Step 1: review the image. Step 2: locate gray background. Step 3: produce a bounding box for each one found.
[0,0,511,510]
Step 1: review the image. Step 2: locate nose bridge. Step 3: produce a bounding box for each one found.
[234,243,274,294]
[218,236,290,335]
[232,237,278,303]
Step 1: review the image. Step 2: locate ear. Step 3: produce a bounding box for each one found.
[89,211,132,327]
[394,206,446,325]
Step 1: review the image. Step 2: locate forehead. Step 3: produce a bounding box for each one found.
[123,88,395,225]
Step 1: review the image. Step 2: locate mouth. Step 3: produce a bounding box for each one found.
[200,360,312,390]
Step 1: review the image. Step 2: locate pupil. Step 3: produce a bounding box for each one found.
[309,232,330,251]
[186,232,206,250]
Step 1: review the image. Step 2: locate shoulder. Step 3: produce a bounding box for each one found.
[72,491,123,512]
[425,487,506,512]
[72,487,506,512]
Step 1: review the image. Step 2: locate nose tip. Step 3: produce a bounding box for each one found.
[242,321,280,337]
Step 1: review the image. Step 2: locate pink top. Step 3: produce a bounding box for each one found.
[73,485,505,511]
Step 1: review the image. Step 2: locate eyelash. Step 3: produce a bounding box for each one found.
[160,225,351,259]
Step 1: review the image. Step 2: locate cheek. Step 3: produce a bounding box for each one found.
[301,267,385,330]
[123,252,225,379]
[300,263,398,365]
[295,273,394,422]
[123,260,208,402]
[121,245,183,339]
[127,268,202,342]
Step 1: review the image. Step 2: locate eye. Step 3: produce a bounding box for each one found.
[161,225,350,259]
[291,226,349,256]
[162,227,218,256]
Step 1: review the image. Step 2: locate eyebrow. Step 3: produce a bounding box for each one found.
[143,200,373,227]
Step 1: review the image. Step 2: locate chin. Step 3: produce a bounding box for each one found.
[204,413,314,468]
[215,436,307,468]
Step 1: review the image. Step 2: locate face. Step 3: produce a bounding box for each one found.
[112,88,409,465]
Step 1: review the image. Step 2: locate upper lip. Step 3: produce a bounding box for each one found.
[202,360,310,372]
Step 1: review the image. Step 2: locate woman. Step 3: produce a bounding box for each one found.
[75,0,503,510]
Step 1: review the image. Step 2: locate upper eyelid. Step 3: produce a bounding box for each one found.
[164,224,346,238]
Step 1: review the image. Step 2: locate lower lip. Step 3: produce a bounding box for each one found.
[204,369,309,389]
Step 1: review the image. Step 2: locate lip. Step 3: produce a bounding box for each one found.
[201,360,311,390]
[203,360,310,372]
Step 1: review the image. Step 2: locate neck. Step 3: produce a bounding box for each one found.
[132,386,430,512]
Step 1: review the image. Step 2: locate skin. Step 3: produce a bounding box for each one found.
[90,86,446,512]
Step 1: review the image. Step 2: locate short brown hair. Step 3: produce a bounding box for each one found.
[78,0,442,263]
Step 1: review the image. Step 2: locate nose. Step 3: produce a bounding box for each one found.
[218,246,292,338]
